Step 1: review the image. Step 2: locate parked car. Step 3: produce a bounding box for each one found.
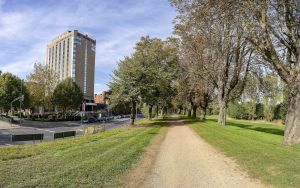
[83,117,96,123]
[106,116,114,121]
[115,115,122,119]
[97,117,107,122]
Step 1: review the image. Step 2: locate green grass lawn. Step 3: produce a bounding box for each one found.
[186,116,300,188]
[0,118,168,187]
[136,117,170,127]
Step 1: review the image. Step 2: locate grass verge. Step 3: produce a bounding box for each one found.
[186,116,300,188]
[136,117,169,127]
[0,118,168,187]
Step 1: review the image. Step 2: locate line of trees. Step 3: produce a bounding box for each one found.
[108,36,179,125]
[0,63,83,119]
[226,72,288,122]
[171,0,254,125]
[169,0,300,145]
[109,0,300,145]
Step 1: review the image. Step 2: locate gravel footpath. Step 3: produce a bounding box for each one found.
[143,120,265,188]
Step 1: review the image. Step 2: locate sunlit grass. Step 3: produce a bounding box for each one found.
[187,116,300,188]
[0,118,168,187]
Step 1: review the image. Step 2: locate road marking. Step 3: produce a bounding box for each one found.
[34,128,55,133]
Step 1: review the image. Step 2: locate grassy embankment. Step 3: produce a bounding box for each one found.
[0,118,169,187]
[186,116,300,188]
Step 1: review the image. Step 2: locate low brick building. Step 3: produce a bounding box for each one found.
[94,91,109,104]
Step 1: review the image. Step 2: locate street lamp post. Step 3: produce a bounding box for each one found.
[10,94,23,127]
[20,79,23,125]
[81,103,85,127]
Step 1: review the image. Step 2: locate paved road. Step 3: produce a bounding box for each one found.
[0,118,132,146]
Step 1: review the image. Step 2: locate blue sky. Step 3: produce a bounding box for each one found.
[0,0,176,93]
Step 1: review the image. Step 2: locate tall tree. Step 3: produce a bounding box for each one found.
[0,73,30,114]
[52,78,83,117]
[109,36,178,123]
[239,0,300,144]
[26,63,56,113]
[171,0,253,125]
[109,57,140,125]
[136,37,178,119]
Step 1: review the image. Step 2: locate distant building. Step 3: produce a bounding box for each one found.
[45,30,96,100]
[94,91,110,104]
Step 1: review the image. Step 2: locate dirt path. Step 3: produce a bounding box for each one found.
[143,120,265,188]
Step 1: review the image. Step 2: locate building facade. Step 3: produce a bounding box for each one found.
[94,91,110,104]
[45,30,96,100]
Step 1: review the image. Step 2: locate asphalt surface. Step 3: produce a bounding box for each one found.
[0,118,132,146]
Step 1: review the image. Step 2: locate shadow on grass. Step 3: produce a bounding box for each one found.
[227,121,284,136]
[181,118,205,125]
[147,132,159,135]
[183,117,284,136]
[152,118,178,122]
[137,116,187,127]
[136,120,169,127]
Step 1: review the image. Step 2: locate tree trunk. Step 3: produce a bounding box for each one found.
[218,100,226,126]
[63,107,66,120]
[192,105,197,118]
[183,108,186,115]
[188,101,193,118]
[130,100,136,125]
[162,107,167,118]
[148,105,153,120]
[200,107,206,120]
[187,109,191,118]
[156,105,159,117]
[284,88,300,145]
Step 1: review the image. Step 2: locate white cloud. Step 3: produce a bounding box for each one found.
[0,0,176,92]
[1,61,34,75]
[1,41,46,77]
[0,12,27,39]
[94,82,109,94]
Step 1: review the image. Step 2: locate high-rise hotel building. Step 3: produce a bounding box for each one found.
[45,30,96,100]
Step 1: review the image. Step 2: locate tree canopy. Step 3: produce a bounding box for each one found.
[52,78,83,115]
[26,63,56,112]
[109,36,179,124]
[0,72,30,113]
[169,0,300,145]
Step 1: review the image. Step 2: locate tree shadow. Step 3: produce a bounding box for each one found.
[135,121,169,127]
[181,118,206,125]
[147,132,159,135]
[183,117,284,136]
[227,121,284,136]
[152,118,178,122]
